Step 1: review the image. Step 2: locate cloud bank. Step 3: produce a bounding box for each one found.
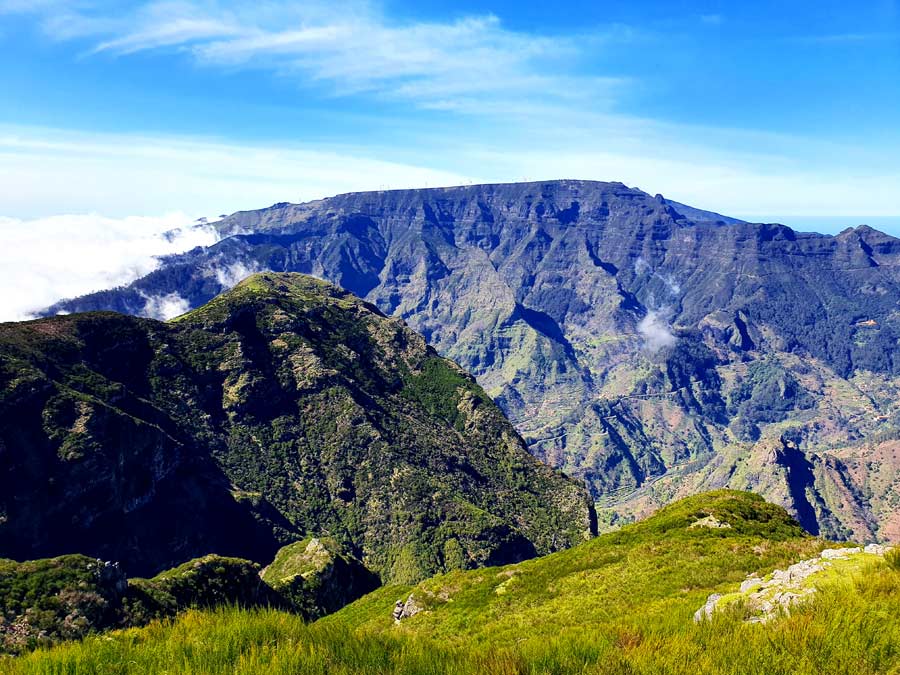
[0,212,219,321]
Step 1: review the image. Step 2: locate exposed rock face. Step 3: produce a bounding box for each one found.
[0,273,594,582]
[44,181,900,541]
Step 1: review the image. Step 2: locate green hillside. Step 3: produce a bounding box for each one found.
[0,273,593,584]
[5,491,898,674]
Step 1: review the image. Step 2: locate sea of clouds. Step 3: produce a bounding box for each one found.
[0,212,220,321]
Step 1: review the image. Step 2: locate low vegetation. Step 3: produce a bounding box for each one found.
[3,491,897,673]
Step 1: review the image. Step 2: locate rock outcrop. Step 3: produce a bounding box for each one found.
[695,544,895,623]
[392,594,424,623]
[260,537,378,619]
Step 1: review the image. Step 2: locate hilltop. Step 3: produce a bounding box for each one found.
[0,273,593,584]
[5,491,898,673]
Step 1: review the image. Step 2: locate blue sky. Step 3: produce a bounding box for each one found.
[1,0,899,229]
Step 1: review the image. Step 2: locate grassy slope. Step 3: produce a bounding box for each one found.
[322,490,821,644]
[7,491,899,674]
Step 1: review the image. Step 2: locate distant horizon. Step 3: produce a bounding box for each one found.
[732,215,900,236]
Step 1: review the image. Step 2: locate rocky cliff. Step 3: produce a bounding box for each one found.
[45,181,900,541]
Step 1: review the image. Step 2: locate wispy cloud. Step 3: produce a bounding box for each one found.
[4,0,626,110]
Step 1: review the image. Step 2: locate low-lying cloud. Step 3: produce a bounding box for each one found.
[0,212,219,321]
[140,291,192,320]
[211,260,261,289]
[637,309,677,352]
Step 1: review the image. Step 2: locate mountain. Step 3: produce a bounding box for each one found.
[0,272,594,582]
[44,180,900,542]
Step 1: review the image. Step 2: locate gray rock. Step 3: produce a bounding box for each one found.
[821,547,861,560]
[864,544,889,555]
[393,594,424,623]
[689,515,732,529]
[693,593,722,622]
[740,576,763,593]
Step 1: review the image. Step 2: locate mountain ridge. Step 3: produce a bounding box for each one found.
[41,181,900,542]
[2,272,594,581]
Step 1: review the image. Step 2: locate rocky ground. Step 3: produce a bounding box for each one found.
[695,544,894,623]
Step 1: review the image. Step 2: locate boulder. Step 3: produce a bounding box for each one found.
[393,594,425,623]
[693,593,721,622]
[821,547,861,560]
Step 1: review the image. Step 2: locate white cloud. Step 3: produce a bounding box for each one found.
[637,310,677,353]
[6,0,618,111]
[211,259,261,289]
[0,211,219,321]
[0,125,474,218]
[140,291,191,320]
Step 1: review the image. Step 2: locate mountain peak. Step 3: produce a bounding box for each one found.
[1,276,594,581]
[175,272,380,326]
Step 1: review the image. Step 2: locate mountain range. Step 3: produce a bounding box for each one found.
[44,180,900,542]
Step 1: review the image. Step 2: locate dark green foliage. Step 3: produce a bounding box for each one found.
[0,543,374,654]
[122,556,273,626]
[664,336,727,421]
[0,555,125,654]
[260,538,379,620]
[728,359,814,440]
[400,358,486,429]
[0,273,593,587]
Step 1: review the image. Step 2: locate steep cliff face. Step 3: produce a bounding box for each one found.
[1,273,594,580]
[45,181,900,541]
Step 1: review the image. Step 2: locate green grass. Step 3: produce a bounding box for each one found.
[5,492,898,674]
[318,491,821,646]
[4,557,899,675]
